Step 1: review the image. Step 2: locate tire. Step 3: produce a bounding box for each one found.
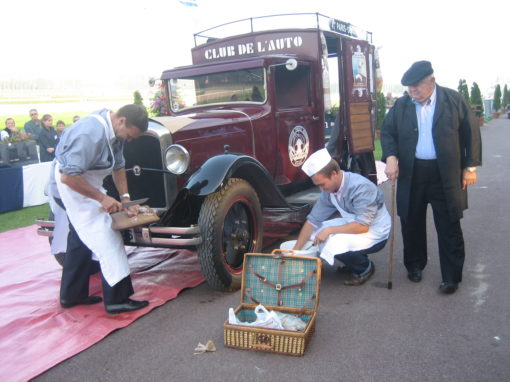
[197,178,263,291]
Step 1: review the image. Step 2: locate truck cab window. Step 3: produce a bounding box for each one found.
[170,68,266,112]
[275,65,311,109]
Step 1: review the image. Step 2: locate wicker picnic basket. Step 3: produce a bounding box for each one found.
[224,249,321,356]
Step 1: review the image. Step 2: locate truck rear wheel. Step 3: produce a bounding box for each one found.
[197,178,263,291]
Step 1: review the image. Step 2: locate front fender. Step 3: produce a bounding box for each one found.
[184,153,288,208]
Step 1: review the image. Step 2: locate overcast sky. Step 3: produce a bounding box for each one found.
[1,0,508,96]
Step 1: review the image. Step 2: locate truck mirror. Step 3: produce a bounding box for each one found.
[269,59,298,73]
[285,59,298,71]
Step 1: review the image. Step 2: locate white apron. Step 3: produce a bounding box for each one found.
[48,196,69,255]
[54,114,130,286]
[311,194,392,265]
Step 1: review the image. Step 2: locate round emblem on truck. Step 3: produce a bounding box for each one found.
[288,125,309,167]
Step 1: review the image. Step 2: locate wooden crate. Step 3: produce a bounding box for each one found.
[224,250,321,356]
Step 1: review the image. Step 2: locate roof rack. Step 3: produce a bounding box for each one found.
[193,12,372,46]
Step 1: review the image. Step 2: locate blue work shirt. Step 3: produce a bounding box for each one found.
[48,109,125,199]
[307,171,385,228]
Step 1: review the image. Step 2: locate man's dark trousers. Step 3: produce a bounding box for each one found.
[400,159,465,283]
[60,212,134,305]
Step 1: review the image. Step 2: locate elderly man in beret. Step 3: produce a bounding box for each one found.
[381,61,482,294]
[292,148,392,286]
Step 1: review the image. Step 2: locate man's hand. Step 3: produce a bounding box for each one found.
[100,194,123,213]
[462,169,477,190]
[313,227,331,246]
[124,204,140,217]
[385,156,399,182]
[293,221,315,250]
[120,194,140,217]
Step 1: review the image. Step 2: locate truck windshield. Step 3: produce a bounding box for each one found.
[169,68,266,112]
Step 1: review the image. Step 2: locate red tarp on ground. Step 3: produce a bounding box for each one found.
[0,225,205,382]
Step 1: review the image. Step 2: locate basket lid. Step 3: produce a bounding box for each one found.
[241,251,321,310]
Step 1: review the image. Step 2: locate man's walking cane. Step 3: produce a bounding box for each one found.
[387,181,396,289]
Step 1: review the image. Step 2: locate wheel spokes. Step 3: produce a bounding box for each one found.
[223,201,252,269]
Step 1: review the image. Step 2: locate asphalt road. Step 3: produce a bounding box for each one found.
[35,117,510,382]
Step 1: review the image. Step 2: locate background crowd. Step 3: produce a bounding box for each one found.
[1,109,80,163]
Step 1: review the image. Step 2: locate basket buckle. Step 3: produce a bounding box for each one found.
[272,250,283,259]
[275,283,282,291]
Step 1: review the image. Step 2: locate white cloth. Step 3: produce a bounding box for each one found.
[22,162,51,207]
[54,114,129,286]
[375,160,388,185]
[48,197,69,255]
[311,194,391,265]
[279,240,320,258]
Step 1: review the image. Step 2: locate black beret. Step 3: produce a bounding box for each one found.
[401,61,434,86]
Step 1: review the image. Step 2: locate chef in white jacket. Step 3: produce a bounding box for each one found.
[293,148,391,286]
[49,104,149,314]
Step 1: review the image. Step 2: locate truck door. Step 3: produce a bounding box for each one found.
[273,63,320,185]
[341,39,378,183]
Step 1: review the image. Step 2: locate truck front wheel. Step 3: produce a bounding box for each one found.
[197,178,263,291]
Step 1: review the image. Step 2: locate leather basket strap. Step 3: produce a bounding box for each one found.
[247,263,317,306]
[247,265,279,290]
[297,293,317,317]
[243,288,260,305]
[281,269,317,290]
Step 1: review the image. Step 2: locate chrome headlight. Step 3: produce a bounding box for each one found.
[164,144,190,174]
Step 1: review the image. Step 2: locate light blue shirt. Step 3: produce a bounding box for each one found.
[413,86,437,159]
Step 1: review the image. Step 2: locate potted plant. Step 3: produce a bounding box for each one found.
[0,132,37,165]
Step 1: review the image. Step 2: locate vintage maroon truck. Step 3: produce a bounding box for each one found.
[39,13,382,291]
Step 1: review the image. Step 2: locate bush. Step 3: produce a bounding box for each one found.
[458,79,470,105]
[470,82,484,117]
[375,91,386,132]
[133,90,144,106]
[502,84,509,109]
[493,84,502,112]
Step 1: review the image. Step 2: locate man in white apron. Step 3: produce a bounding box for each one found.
[293,148,391,285]
[48,104,149,314]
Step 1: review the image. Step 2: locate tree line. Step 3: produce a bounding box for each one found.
[458,80,510,116]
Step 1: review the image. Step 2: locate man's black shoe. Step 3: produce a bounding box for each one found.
[61,296,103,309]
[407,269,422,282]
[344,262,375,286]
[105,299,149,315]
[439,282,458,295]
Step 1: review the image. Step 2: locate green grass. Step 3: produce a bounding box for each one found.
[0,203,50,233]
[374,138,382,161]
[1,111,91,131]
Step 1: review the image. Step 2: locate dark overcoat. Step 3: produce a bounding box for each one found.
[380,84,482,221]
[39,126,57,162]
